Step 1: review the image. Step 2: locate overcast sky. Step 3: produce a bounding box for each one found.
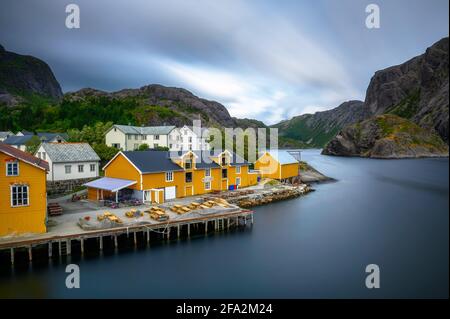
[0,0,448,124]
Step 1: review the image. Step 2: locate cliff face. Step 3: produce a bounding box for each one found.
[0,44,63,106]
[364,37,449,143]
[322,114,448,158]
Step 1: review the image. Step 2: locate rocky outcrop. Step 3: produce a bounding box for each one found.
[364,37,449,143]
[322,114,449,158]
[0,44,63,105]
[277,37,449,150]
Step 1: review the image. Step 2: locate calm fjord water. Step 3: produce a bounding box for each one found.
[1,150,448,298]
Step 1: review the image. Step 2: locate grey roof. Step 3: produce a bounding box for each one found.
[113,124,176,135]
[0,131,13,139]
[3,135,34,145]
[40,143,100,163]
[37,132,69,141]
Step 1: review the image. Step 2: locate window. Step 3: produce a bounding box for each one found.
[78,164,84,173]
[65,165,72,174]
[155,135,160,140]
[37,152,41,158]
[90,164,96,172]
[222,169,228,179]
[112,143,121,149]
[236,177,241,186]
[42,152,46,160]
[127,134,132,140]
[189,144,192,150]
[166,171,174,182]
[154,143,159,148]
[188,137,192,143]
[205,181,211,190]
[142,135,147,140]
[205,168,211,177]
[185,172,192,183]
[11,185,29,207]
[221,155,227,166]
[185,159,192,169]
[134,134,138,140]
[169,144,173,149]
[114,128,117,132]
[236,166,241,174]
[6,161,19,176]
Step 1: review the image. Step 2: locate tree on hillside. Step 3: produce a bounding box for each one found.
[25,135,42,154]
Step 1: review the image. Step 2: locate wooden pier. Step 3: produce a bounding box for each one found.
[0,209,253,265]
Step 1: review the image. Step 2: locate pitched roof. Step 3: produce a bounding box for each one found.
[113,125,176,135]
[260,150,299,165]
[122,151,185,173]
[0,142,49,171]
[40,143,100,163]
[3,135,34,145]
[37,132,69,141]
[0,131,12,139]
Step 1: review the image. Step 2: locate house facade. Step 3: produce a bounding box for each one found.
[254,150,300,181]
[0,142,49,236]
[35,143,100,182]
[105,124,209,151]
[85,150,258,203]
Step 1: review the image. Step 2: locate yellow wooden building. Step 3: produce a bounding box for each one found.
[0,142,49,236]
[254,150,300,181]
[85,150,259,204]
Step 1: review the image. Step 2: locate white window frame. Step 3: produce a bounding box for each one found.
[78,164,84,173]
[205,181,211,190]
[90,164,96,172]
[6,161,19,176]
[11,184,29,207]
[236,166,241,174]
[65,165,72,174]
[205,168,211,177]
[165,171,174,182]
[236,177,241,186]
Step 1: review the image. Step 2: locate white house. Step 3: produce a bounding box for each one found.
[35,142,100,182]
[179,125,210,151]
[105,124,210,151]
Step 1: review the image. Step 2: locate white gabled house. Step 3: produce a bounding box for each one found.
[35,142,101,182]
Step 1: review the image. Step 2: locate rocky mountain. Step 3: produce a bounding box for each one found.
[0,44,63,106]
[273,100,369,147]
[322,114,448,158]
[277,37,449,154]
[64,85,238,128]
[365,37,448,143]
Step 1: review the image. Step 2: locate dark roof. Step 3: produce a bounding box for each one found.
[0,142,49,171]
[37,132,69,141]
[122,151,185,173]
[120,150,248,174]
[3,135,34,145]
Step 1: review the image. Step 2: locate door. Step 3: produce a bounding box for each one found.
[185,186,193,197]
[165,186,176,200]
